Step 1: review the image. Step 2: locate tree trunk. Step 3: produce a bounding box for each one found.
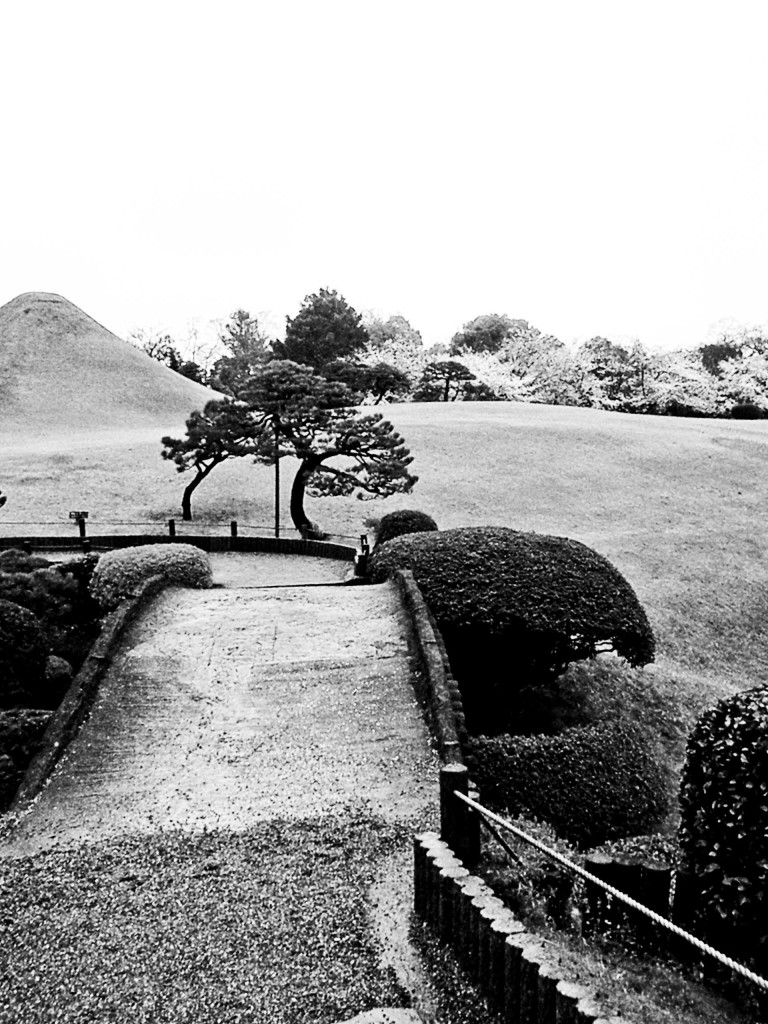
[290,455,323,535]
[181,461,220,521]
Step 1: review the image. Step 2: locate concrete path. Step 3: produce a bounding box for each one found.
[1,569,439,857]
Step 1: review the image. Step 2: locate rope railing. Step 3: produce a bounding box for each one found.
[454,789,768,994]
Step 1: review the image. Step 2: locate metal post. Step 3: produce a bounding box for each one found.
[168,518,176,538]
[78,517,86,540]
[230,520,238,539]
[274,418,280,538]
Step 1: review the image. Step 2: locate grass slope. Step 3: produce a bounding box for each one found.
[0,292,216,435]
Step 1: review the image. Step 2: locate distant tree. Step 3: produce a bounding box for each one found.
[413,360,477,402]
[700,341,742,377]
[275,289,369,369]
[209,309,272,396]
[366,313,423,353]
[161,399,264,520]
[322,359,411,404]
[575,337,641,408]
[242,361,417,535]
[130,329,206,385]
[717,350,768,411]
[450,313,516,355]
[362,313,426,383]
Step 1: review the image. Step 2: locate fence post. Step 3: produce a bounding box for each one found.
[168,519,176,538]
[440,763,480,868]
[231,520,238,539]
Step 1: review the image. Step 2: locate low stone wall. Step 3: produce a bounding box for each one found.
[414,832,622,1024]
[11,573,169,811]
[392,569,468,766]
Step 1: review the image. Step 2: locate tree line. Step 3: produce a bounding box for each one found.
[137,295,768,421]
[153,289,768,525]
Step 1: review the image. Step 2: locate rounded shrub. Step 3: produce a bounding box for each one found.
[0,599,49,709]
[469,723,669,848]
[369,526,655,733]
[90,544,213,610]
[373,509,438,550]
[730,401,764,420]
[0,548,51,573]
[678,685,768,983]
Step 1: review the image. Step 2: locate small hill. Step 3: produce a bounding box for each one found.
[0,292,217,436]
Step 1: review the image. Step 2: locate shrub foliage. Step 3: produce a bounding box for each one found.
[369,526,655,732]
[0,599,49,709]
[469,723,669,848]
[678,685,768,981]
[373,509,438,550]
[0,708,52,808]
[0,551,102,674]
[90,544,213,610]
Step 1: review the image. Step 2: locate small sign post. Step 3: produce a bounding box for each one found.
[69,510,89,540]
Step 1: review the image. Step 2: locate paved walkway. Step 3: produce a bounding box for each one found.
[2,556,439,857]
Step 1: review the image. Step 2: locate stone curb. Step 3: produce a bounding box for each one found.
[392,569,468,765]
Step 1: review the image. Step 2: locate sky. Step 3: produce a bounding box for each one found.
[1,0,768,355]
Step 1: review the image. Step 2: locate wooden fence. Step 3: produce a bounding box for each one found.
[0,528,357,562]
[414,823,621,1024]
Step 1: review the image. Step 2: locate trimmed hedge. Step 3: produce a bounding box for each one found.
[369,526,655,733]
[469,723,670,848]
[0,549,52,573]
[373,509,438,550]
[0,600,49,709]
[90,544,213,610]
[679,685,768,986]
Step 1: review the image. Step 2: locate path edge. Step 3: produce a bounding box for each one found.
[10,574,170,811]
[392,569,468,767]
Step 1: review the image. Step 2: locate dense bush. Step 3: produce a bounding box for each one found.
[373,509,438,550]
[0,600,49,709]
[0,567,80,625]
[678,686,768,985]
[90,544,213,609]
[0,552,102,673]
[730,401,764,419]
[369,526,655,733]
[0,708,52,808]
[0,549,52,573]
[469,723,670,848]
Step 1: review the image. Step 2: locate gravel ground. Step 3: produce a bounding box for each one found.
[0,815,504,1024]
[0,816,409,1024]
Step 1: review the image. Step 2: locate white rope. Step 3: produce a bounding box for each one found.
[454,789,768,992]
